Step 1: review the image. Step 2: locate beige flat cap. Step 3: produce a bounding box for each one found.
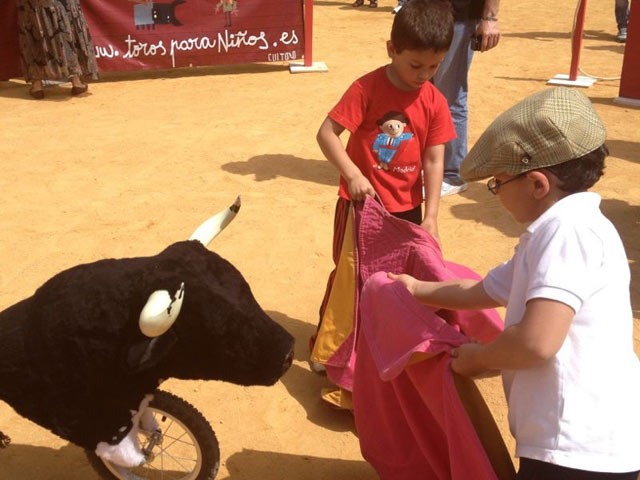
[461,87,606,182]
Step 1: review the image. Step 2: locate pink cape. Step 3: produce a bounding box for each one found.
[349,198,512,479]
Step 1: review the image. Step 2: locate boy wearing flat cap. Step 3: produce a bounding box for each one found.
[389,87,640,479]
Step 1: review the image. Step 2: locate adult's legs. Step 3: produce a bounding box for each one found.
[615,0,629,41]
[16,0,97,98]
[615,0,629,30]
[432,20,476,191]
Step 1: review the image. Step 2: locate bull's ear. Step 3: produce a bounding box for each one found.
[188,196,241,246]
[139,283,184,337]
[126,331,177,374]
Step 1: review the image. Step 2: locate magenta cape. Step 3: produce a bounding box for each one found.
[349,198,514,479]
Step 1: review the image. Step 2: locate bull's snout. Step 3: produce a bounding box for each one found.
[282,347,294,375]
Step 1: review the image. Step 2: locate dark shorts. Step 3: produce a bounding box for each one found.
[389,203,422,225]
[518,458,640,480]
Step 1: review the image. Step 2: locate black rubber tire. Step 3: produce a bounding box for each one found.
[85,390,220,480]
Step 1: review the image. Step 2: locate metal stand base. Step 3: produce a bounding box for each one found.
[289,61,328,73]
[613,96,640,107]
[547,74,596,87]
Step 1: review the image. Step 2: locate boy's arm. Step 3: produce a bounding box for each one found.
[452,298,574,376]
[388,273,500,310]
[421,144,444,241]
[317,116,375,201]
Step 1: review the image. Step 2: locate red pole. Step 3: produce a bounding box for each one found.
[569,0,587,81]
[619,0,640,99]
[304,0,313,67]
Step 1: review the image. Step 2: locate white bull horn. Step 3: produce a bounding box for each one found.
[139,283,185,338]
[189,196,241,246]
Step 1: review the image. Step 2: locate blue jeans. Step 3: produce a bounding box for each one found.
[615,0,629,30]
[433,20,476,184]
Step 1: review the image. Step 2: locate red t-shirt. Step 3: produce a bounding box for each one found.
[329,66,456,213]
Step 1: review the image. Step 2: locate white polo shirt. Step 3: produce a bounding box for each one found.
[483,192,640,473]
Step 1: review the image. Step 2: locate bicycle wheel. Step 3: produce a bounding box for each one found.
[86,390,220,480]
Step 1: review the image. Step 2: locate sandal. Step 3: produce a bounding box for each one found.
[29,80,44,100]
[352,0,364,7]
[71,84,88,96]
[70,75,89,96]
[29,88,44,100]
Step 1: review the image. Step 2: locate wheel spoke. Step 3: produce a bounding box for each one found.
[156,414,176,437]
[162,431,194,449]
[156,443,194,473]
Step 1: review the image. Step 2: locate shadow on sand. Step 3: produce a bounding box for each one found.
[267,310,357,434]
[222,154,337,187]
[0,443,99,480]
[223,448,375,479]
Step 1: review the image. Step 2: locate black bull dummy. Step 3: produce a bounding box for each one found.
[0,197,294,466]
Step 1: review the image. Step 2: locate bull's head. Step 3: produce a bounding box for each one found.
[138,196,241,338]
[131,197,294,387]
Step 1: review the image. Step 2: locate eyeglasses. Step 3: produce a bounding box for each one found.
[487,173,525,195]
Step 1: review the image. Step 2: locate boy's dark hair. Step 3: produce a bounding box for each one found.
[543,144,608,193]
[391,0,454,53]
[376,111,410,126]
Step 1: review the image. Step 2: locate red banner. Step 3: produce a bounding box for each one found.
[0,1,20,80]
[0,0,304,80]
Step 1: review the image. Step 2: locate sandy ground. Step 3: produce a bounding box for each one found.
[0,0,638,478]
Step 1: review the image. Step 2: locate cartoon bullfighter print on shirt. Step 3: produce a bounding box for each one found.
[372,111,413,170]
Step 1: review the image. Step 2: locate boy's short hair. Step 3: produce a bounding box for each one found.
[391,0,454,53]
[461,87,607,182]
[543,144,607,193]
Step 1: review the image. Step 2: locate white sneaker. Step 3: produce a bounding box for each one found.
[616,28,627,43]
[440,181,468,197]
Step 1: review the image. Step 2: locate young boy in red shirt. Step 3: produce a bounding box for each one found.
[312,0,456,378]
